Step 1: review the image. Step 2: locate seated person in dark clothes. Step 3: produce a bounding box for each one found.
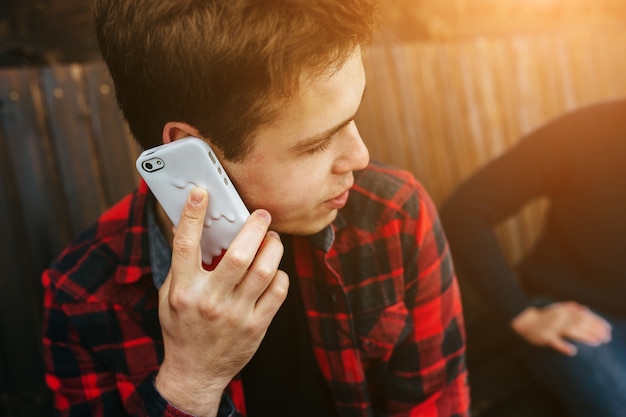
[41,1,470,416]
[440,99,626,417]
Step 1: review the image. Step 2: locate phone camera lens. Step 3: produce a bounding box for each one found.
[142,157,164,172]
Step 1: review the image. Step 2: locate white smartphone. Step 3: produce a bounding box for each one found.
[136,136,250,265]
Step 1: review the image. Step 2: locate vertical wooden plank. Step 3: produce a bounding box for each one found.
[0,68,72,264]
[389,43,432,187]
[0,66,53,412]
[603,33,626,97]
[511,37,543,135]
[40,64,108,237]
[360,45,408,168]
[355,48,384,160]
[83,62,140,206]
[453,42,489,179]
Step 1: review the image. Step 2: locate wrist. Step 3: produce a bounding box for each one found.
[155,362,227,417]
[511,306,539,336]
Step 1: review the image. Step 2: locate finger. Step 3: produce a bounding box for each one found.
[564,326,606,346]
[170,187,208,281]
[570,304,611,327]
[573,309,613,337]
[584,310,613,331]
[549,337,577,356]
[254,269,290,323]
[212,210,272,290]
[567,316,613,345]
[581,318,612,341]
[234,231,284,305]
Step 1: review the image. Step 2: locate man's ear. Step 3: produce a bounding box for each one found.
[162,122,201,144]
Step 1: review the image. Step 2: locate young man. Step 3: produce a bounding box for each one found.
[43,1,469,416]
[440,99,626,417]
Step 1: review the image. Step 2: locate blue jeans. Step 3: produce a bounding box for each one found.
[523,306,626,417]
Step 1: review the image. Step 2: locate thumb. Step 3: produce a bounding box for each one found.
[550,338,577,356]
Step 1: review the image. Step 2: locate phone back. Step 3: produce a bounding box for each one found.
[136,137,250,264]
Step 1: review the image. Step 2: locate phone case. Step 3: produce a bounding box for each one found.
[136,137,250,264]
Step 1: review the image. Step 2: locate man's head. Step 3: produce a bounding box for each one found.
[93,0,379,161]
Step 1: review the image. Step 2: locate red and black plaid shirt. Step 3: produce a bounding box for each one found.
[43,161,469,417]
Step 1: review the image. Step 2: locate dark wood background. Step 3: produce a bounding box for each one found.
[2,0,626,66]
[0,0,99,66]
[0,1,625,417]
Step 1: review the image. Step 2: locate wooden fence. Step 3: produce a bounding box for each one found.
[357,31,626,262]
[0,63,137,415]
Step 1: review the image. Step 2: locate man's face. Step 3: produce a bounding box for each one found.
[220,48,369,235]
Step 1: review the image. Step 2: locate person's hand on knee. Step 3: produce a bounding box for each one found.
[511,302,613,356]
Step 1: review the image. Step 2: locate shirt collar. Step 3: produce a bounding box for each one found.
[113,181,153,285]
[302,205,353,253]
[143,194,348,289]
[146,198,172,290]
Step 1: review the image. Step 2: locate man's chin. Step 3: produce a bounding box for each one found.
[273,210,338,236]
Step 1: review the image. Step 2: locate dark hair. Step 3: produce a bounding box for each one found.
[93,0,379,161]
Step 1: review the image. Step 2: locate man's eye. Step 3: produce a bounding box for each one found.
[304,120,353,155]
[306,139,331,155]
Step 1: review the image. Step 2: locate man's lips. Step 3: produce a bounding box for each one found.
[325,189,351,209]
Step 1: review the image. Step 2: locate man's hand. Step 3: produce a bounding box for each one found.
[511,302,612,356]
[155,188,289,417]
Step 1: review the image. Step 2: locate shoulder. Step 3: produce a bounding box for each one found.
[344,161,436,231]
[44,186,151,303]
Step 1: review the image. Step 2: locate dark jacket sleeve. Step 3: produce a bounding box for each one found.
[439,112,574,320]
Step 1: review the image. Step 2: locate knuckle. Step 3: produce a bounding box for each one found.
[198,300,223,320]
[240,317,258,335]
[255,266,276,283]
[168,288,191,311]
[182,204,204,222]
[272,284,289,303]
[265,235,284,255]
[173,234,197,254]
[223,249,251,271]
[270,272,290,301]
[222,310,257,337]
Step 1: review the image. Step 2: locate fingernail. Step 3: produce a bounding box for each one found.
[268,230,281,241]
[256,210,271,223]
[190,188,204,206]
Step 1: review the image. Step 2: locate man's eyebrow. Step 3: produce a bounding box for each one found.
[289,85,367,152]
